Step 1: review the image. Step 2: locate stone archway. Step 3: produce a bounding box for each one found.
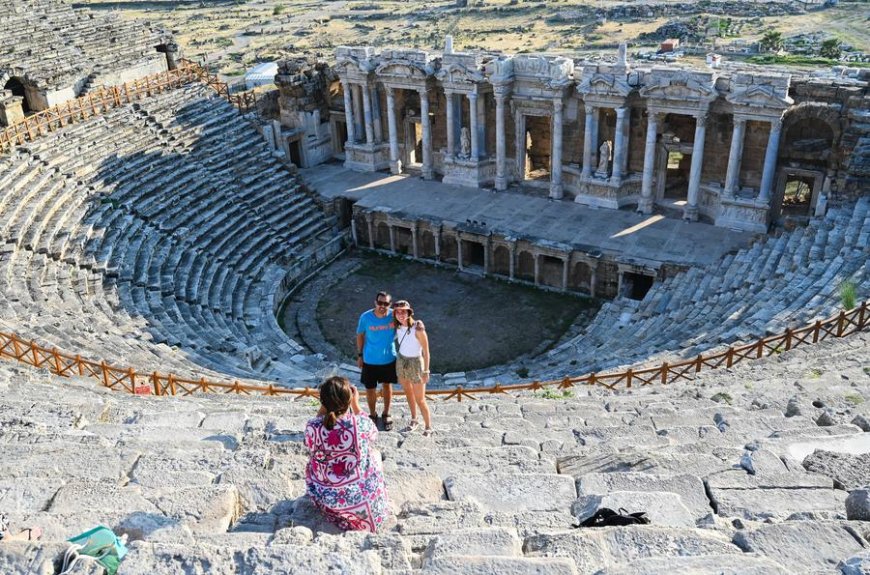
[3,76,31,113]
[571,261,593,294]
[375,222,390,250]
[516,250,535,282]
[491,245,511,277]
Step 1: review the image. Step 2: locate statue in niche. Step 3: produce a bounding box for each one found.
[597,140,612,176]
[460,126,471,159]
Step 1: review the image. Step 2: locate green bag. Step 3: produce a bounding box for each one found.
[61,525,128,575]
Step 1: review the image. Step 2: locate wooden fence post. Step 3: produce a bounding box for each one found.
[660,362,668,384]
[725,347,735,368]
[100,361,110,387]
[836,311,846,337]
[812,320,821,343]
[784,328,793,351]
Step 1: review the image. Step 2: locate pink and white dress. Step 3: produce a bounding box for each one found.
[304,412,388,532]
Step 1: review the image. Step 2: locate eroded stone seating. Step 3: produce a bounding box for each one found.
[0,83,340,384]
[0,327,867,574]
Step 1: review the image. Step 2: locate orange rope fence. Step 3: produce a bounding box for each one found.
[0,60,257,153]
[1,301,866,401]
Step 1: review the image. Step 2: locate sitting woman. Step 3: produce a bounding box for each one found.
[304,376,388,532]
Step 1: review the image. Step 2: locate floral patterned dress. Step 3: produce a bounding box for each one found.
[304,412,388,532]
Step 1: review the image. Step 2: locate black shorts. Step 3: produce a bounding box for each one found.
[361,361,397,389]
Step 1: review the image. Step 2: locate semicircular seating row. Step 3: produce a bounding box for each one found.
[537,196,870,380]
[0,83,338,385]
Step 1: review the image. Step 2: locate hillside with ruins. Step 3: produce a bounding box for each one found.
[0,0,869,573]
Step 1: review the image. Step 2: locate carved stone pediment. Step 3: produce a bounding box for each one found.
[436,62,486,85]
[375,60,435,80]
[727,83,793,110]
[577,72,632,97]
[639,75,716,104]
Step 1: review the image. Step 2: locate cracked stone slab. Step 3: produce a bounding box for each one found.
[397,501,485,535]
[802,450,870,490]
[705,470,833,489]
[709,486,848,521]
[385,446,554,478]
[422,555,578,575]
[733,521,868,573]
[119,541,383,575]
[577,472,710,521]
[595,553,790,574]
[525,526,742,575]
[423,528,522,565]
[383,469,445,514]
[573,492,696,528]
[148,485,240,535]
[573,425,669,449]
[445,473,576,513]
[48,481,160,515]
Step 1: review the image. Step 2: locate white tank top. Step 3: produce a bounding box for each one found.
[396,325,423,358]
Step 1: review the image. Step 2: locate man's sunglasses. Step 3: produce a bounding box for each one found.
[376,300,391,307]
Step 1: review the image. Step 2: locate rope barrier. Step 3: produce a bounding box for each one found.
[1,301,867,401]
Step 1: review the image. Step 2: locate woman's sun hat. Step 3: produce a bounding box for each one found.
[392,300,413,314]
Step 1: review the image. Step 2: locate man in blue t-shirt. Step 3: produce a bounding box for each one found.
[356,290,397,430]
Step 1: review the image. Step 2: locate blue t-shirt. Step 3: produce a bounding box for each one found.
[357,309,396,365]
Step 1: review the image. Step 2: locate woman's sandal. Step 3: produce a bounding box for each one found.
[401,419,419,433]
[382,413,394,432]
[422,427,434,437]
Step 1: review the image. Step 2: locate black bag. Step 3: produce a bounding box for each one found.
[575,507,651,527]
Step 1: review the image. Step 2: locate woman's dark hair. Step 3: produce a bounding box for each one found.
[319,376,352,430]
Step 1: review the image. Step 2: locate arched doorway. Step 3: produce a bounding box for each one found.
[3,77,30,113]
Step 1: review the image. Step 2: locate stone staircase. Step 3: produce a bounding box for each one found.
[0,83,342,385]
[0,328,867,574]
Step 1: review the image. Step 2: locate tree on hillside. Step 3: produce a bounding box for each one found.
[759,30,784,52]
[819,38,842,59]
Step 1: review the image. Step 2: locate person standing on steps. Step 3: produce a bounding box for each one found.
[356,291,397,431]
[392,300,434,437]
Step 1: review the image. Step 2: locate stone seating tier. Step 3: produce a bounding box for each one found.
[0,0,169,91]
[0,326,867,574]
[0,83,339,384]
[524,197,870,383]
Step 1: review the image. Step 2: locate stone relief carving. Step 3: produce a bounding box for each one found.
[726,83,793,110]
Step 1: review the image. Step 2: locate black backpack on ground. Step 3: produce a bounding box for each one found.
[575,507,651,527]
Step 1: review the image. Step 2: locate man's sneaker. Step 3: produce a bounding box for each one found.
[382,413,394,432]
[401,420,420,433]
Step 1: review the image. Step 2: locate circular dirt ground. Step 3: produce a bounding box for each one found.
[282,253,600,374]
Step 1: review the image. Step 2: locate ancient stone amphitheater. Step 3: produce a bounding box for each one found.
[1,2,869,574]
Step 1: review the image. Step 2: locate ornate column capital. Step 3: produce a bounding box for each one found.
[615,106,627,119]
[553,98,564,113]
[694,113,708,127]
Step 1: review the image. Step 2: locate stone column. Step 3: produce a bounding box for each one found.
[590,266,597,298]
[508,244,516,280]
[445,90,455,158]
[350,218,358,246]
[723,116,746,198]
[758,118,783,203]
[386,87,401,174]
[611,107,628,183]
[550,98,564,199]
[361,84,375,145]
[515,112,525,180]
[419,88,434,180]
[469,92,480,160]
[483,238,491,276]
[638,111,660,214]
[370,85,382,143]
[342,81,356,145]
[352,85,364,142]
[388,225,396,253]
[582,105,596,177]
[561,256,569,292]
[494,90,508,191]
[366,214,374,249]
[533,253,540,286]
[684,113,707,221]
[411,225,418,259]
[434,227,442,262]
[457,237,464,271]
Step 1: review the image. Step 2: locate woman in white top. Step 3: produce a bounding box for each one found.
[391,300,433,436]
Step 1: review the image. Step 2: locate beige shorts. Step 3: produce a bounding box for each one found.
[396,354,424,383]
